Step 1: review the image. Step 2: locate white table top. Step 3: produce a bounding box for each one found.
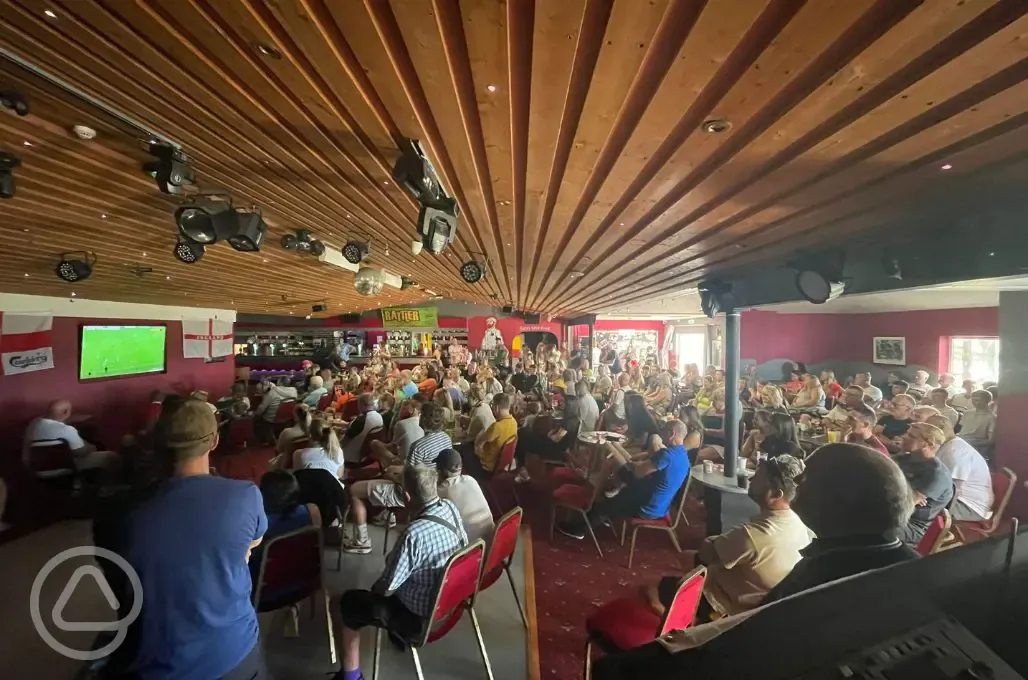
[690,466,753,495]
[577,431,625,444]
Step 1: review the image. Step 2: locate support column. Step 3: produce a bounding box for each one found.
[723,309,741,479]
[996,292,1028,517]
[587,323,595,368]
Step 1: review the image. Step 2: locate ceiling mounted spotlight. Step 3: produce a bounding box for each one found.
[280,229,323,256]
[143,142,194,195]
[400,276,415,290]
[701,118,732,134]
[227,209,268,252]
[55,251,97,282]
[697,280,734,318]
[173,239,205,264]
[255,43,282,59]
[174,195,234,244]
[795,270,846,304]
[394,138,461,255]
[311,303,327,313]
[342,240,370,264]
[0,152,22,199]
[419,197,459,255]
[460,258,487,284]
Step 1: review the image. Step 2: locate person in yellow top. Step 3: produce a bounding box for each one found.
[465,393,518,479]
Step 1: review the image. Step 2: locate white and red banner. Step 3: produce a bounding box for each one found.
[183,318,233,359]
[0,313,55,375]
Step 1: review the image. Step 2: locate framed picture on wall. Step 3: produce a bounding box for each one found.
[873,336,906,365]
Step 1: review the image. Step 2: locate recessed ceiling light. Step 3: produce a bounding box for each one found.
[44,9,57,19]
[165,275,171,280]
[262,258,269,263]
[701,118,732,134]
[23,228,29,232]
[568,270,585,279]
[487,85,497,93]
[70,291,77,297]
[383,180,389,185]
[100,213,107,219]
[255,43,282,60]
[23,141,32,147]
[142,251,147,257]
[23,273,29,277]
[941,163,953,170]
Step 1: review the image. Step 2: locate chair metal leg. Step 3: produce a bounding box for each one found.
[410,647,426,680]
[581,511,604,559]
[628,528,638,569]
[549,504,557,541]
[372,627,382,680]
[667,527,683,552]
[382,523,390,555]
[619,521,626,546]
[583,639,593,680]
[505,565,527,628]
[324,590,337,666]
[469,606,496,680]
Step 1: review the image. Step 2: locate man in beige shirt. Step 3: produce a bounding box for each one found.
[644,455,811,619]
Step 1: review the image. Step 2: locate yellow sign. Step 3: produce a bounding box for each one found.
[381,306,439,328]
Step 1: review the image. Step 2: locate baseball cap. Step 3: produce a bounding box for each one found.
[164,400,219,460]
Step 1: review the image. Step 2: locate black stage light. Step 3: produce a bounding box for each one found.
[281,232,299,251]
[144,143,194,195]
[460,259,486,283]
[392,139,444,205]
[796,270,846,304]
[309,239,325,256]
[0,152,21,199]
[56,252,96,282]
[418,197,459,255]
[227,210,268,252]
[342,241,370,264]
[312,303,327,313]
[400,276,414,290]
[174,199,234,245]
[0,90,29,116]
[174,239,205,264]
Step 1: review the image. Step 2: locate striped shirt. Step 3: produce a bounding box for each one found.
[407,430,452,467]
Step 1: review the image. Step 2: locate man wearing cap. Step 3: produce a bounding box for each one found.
[480,316,504,352]
[126,400,269,680]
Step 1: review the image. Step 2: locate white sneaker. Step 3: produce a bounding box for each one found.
[342,537,372,555]
[604,484,625,499]
[514,468,532,484]
[372,512,397,528]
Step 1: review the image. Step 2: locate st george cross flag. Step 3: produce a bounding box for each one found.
[0,313,55,375]
[182,318,233,359]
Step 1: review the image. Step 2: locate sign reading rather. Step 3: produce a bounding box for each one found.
[381,307,438,328]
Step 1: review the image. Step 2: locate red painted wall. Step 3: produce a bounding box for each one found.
[741,308,999,370]
[0,317,235,466]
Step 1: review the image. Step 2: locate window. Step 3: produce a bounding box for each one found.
[948,337,999,383]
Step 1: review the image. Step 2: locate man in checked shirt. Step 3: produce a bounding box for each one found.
[333,463,468,680]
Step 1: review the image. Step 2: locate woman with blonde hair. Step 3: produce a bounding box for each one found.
[792,374,826,409]
[759,384,787,412]
[692,375,716,412]
[276,403,312,455]
[293,418,344,482]
[627,363,645,392]
[592,363,613,400]
[645,372,674,415]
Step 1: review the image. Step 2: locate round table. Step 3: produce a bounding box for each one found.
[690,466,757,536]
[577,431,624,444]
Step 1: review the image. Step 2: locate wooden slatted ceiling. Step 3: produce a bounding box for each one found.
[0,0,1026,318]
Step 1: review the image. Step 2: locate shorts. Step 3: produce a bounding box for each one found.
[339,589,427,644]
[352,479,406,508]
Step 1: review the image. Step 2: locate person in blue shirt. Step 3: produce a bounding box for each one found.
[126,400,269,680]
[557,419,691,540]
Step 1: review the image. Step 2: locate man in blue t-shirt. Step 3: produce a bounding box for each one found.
[126,400,269,680]
[557,420,691,540]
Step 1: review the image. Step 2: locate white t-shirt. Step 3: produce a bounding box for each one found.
[951,393,974,411]
[297,446,344,482]
[937,438,993,519]
[936,405,960,427]
[438,475,495,545]
[862,384,883,403]
[392,416,425,460]
[611,388,627,419]
[578,393,600,433]
[342,410,384,463]
[466,403,495,442]
[822,405,851,426]
[958,411,995,449]
[26,417,86,449]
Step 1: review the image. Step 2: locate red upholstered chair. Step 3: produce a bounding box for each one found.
[480,507,526,627]
[481,437,519,514]
[915,509,952,556]
[619,475,691,568]
[317,393,334,411]
[954,467,1017,543]
[26,440,76,479]
[550,479,605,559]
[371,540,490,680]
[220,417,254,452]
[251,525,336,667]
[341,398,360,421]
[344,428,388,481]
[583,567,706,679]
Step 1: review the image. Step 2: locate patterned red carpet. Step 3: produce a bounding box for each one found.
[516,483,707,679]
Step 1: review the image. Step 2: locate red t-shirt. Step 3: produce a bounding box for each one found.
[847,433,890,456]
[826,382,844,400]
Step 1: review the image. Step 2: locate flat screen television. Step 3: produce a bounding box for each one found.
[79,325,167,380]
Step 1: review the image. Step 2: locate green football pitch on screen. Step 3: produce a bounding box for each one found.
[79,325,167,380]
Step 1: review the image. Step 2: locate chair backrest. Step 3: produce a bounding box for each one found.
[915,509,952,557]
[657,566,707,637]
[668,474,692,529]
[483,507,522,579]
[221,417,254,450]
[341,398,360,420]
[293,468,348,524]
[252,525,323,608]
[359,427,387,461]
[27,440,76,474]
[987,467,1017,531]
[274,400,297,422]
[317,393,334,411]
[420,540,486,646]
[495,437,518,473]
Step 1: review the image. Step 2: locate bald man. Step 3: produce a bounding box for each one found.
[557,419,691,541]
[23,400,117,476]
[762,443,918,604]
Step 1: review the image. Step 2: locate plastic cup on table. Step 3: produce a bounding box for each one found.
[826,430,840,444]
[702,460,715,475]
